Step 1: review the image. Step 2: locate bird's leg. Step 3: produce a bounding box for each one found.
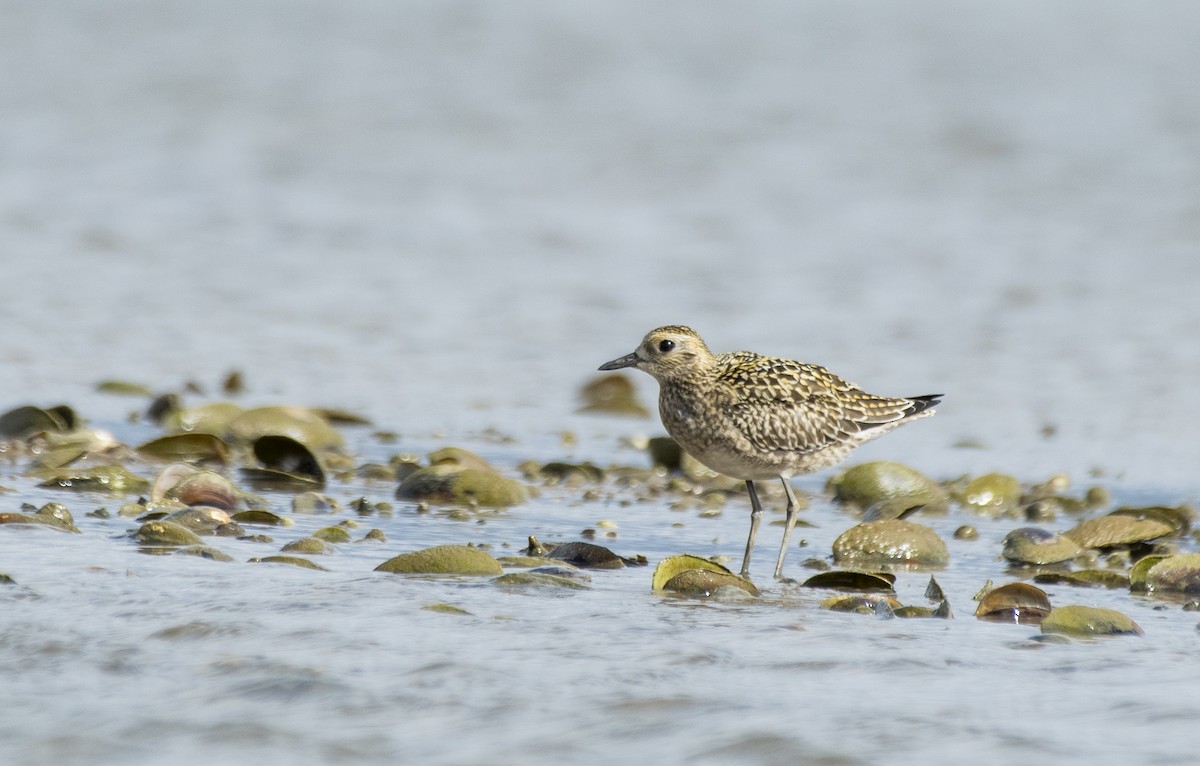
[773,477,801,579]
[741,479,763,578]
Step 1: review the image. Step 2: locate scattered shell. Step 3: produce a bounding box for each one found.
[1032,570,1129,589]
[292,491,341,514]
[974,582,1052,624]
[427,447,494,470]
[961,473,1022,516]
[36,465,150,494]
[1063,513,1174,549]
[1130,554,1173,592]
[231,509,292,526]
[1001,527,1083,565]
[0,502,81,533]
[651,554,759,597]
[1142,553,1200,593]
[492,572,590,590]
[174,546,234,562]
[165,470,242,511]
[134,520,204,547]
[800,571,896,593]
[396,464,528,508]
[249,555,328,571]
[375,545,504,576]
[0,404,77,439]
[164,402,244,436]
[821,594,901,615]
[660,568,760,598]
[312,526,352,544]
[1040,605,1143,637]
[422,603,471,615]
[827,461,949,516]
[1109,505,1192,537]
[161,506,234,534]
[247,434,326,486]
[577,374,649,417]
[497,555,552,568]
[548,541,626,570]
[227,406,344,450]
[954,525,978,540]
[96,380,155,397]
[135,433,229,464]
[280,537,332,554]
[536,461,605,483]
[832,520,950,566]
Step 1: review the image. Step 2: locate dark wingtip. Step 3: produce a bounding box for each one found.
[905,394,943,417]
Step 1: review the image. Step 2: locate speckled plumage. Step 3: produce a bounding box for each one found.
[600,325,941,580]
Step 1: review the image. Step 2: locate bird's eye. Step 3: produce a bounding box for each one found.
[658,339,675,353]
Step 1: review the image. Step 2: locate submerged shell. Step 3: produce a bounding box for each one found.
[548,541,626,569]
[661,569,760,598]
[231,509,291,526]
[396,464,528,508]
[651,554,759,596]
[135,520,205,547]
[974,582,1052,624]
[280,537,333,555]
[0,503,81,533]
[1032,570,1129,589]
[1040,605,1143,637]
[832,520,949,566]
[375,545,503,576]
[492,572,590,590]
[249,555,328,571]
[312,526,352,544]
[1001,527,1083,565]
[828,461,949,516]
[161,506,234,534]
[821,594,901,615]
[175,545,234,562]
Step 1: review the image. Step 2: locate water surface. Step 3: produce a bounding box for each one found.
[2,1,1200,764]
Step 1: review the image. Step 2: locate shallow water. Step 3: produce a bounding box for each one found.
[3,1,1200,764]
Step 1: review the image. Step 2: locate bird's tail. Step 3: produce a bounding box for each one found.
[903,394,942,418]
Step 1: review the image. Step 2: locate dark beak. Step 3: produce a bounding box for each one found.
[598,352,640,371]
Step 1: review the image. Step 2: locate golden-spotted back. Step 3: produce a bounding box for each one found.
[599,324,941,579]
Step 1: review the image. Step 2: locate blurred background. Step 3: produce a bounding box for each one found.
[2,0,1198,489]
